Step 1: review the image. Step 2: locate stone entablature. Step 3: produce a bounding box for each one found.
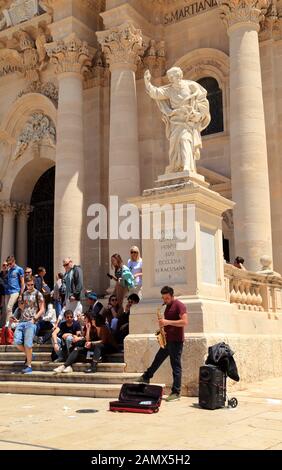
[0,24,51,82]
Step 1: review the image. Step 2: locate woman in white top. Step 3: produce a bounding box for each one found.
[127,246,143,299]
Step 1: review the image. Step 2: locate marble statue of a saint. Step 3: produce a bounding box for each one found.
[144,67,211,174]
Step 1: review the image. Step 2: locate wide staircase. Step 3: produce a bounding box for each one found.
[0,344,141,398]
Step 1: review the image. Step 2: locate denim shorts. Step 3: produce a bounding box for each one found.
[14,322,37,348]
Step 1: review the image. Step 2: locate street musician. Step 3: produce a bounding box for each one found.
[137,286,188,402]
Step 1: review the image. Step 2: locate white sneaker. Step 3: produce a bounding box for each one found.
[54,365,65,373]
[62,366,73,373]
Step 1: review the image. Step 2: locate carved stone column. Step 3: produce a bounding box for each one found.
[97,23,143,261]
[46,33,92,272]
[16,204,33,268]
[218,0,273,270]
[0,202,17,261]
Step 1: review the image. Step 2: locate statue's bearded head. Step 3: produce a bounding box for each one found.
[167,67,183,85]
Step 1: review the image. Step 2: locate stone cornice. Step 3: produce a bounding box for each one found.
[45,32,93,76]
[218,0,270,31]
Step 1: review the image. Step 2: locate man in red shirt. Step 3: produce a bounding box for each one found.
[138,286,188,402]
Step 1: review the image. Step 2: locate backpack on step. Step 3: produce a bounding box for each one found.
[0,326,14,345]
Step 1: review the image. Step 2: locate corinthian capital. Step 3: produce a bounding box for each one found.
[97,23,143,71]
[0,201,18,216]
[218,0,270,31]
[45,33,93,76]
[17,203,33,218]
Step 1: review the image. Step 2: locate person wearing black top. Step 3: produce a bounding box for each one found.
[51,310,81,362]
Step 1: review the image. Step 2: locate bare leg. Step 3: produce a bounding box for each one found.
[16,345,26,363]
[24,347,33,367]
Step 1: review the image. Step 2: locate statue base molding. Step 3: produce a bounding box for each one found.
[156,170,209,189]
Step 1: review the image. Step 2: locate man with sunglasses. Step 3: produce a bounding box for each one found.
[13,276,45,374]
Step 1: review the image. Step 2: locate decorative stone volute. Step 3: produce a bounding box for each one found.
[97,22,143,72]
[218,0,271,31]
[45,33,93,76]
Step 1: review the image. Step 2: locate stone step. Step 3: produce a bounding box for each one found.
[0,345,53,352]
[0,352,52,362]
[0,361,126,373]
[0,370,140,385]
[0,381,122,398]
[0,352,124,363]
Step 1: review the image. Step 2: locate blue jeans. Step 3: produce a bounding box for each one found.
[143,341,184,395]
[14,322,37,348]
[54,300,62,318]
[55,335,74,360]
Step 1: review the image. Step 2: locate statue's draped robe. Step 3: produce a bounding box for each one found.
[146,80,210,173]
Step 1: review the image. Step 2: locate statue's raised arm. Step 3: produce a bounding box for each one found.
[144,69,170,101]
[145,66,210,174]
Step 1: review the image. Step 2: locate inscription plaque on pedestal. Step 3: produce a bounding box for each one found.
[154,230,187,286]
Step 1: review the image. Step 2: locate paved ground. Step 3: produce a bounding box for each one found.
[0,377,281,450]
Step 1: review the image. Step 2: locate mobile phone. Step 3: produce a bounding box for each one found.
[107,273,114,280]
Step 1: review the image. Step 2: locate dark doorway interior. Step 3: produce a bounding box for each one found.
[28,166,55,287]
[223,236,230,263]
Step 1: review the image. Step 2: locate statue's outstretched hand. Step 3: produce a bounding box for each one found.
[144,69,151,86]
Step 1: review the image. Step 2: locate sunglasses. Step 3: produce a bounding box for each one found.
[131,251,138,254]
[63,263,70,267]
[2,264,7,267]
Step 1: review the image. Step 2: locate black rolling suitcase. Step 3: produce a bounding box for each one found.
[109,383,163,414]
[199,365,226,409]
[199,365,238,410]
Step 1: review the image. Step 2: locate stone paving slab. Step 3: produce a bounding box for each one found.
[0,377,281,450]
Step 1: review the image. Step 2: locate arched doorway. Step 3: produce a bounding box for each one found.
[28,167,55,286]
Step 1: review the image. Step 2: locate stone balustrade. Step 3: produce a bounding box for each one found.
[224,264,282,313]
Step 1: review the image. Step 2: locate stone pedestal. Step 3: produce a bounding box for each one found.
[125,176,237,392]
[130,175,234,324]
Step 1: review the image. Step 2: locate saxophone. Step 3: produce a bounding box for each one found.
[155,307,167,349]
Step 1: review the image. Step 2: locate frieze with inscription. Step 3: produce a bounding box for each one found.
[164,0,218,24]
